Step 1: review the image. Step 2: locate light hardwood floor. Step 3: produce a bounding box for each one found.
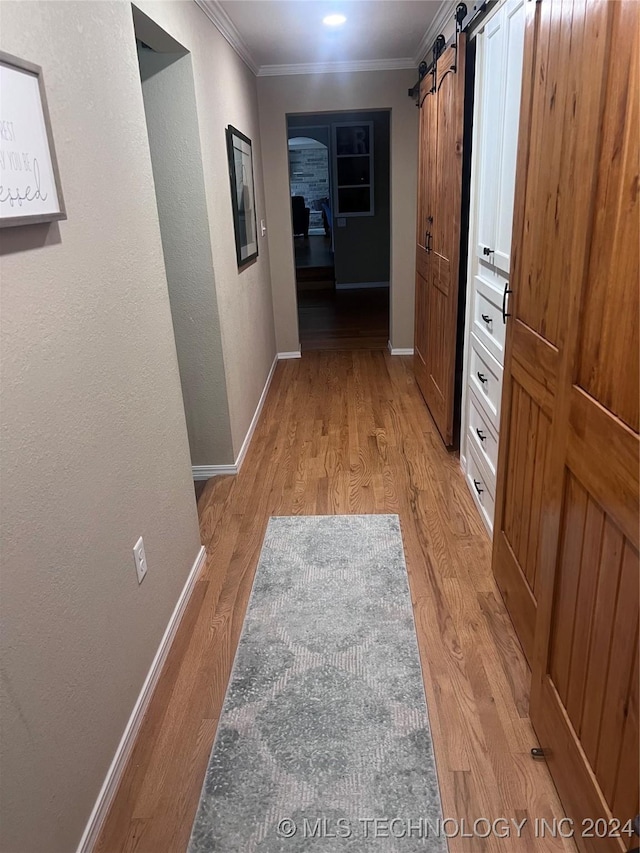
[96,351,575,853]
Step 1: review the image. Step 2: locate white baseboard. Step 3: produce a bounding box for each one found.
[277,350,301,359]
[192,352,283,481]
[193,464,237,479]
[234,354,278,470]
[335,281,389,290]
[76,544,207,853]
[387,341,414,356]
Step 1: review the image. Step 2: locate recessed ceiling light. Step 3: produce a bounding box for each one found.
[323,13,346,26]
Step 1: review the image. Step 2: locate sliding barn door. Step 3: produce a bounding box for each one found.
[495,0,639,847]
[414,37,466,446]
[415,76,437,396]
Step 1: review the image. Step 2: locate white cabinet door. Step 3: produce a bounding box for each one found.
[475,10,504,264]
[493,0,526,276]
[460,0,527,523]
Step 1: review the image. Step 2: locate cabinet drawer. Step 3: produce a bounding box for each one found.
[468,389,499,478]
[467,444,495,535]
[472,275,506,365]
[469,334,503,432]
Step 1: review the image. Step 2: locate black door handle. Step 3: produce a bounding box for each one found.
[473,479,484,495]
[483,246,494,256]
[476,428,486,442]
[502,282,513,323]
[481,313,492,324]
[477,371,488,385]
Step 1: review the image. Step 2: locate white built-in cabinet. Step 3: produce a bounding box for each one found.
[461,0,526,535]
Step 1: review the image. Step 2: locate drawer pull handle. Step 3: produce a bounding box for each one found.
[502,282,513,323]
[477,371,488,385]
[476,428,486,442]
[473,479,484,495]
[481,313,492,325]
[483,247,494,256]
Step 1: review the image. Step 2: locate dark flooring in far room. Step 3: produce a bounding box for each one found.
[293,236,389,351]
[293,234,334,269]
[297,285,390,351]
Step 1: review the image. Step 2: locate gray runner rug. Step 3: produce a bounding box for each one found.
[188,514,447,851]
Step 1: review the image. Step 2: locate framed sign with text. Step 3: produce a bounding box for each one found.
[0,51,66,228]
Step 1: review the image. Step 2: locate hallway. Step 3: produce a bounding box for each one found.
[97,351,574,853]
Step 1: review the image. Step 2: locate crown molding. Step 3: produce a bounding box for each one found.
[194,0,259,75]
[257,57,417,78]
[193,0,450,79]
[414,0,457,65]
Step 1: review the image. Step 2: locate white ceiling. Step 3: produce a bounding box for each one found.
[204,0,447,75]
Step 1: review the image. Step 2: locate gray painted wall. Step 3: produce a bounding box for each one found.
[287,110,391,286]
[0,3,203,850]
[0,1,276,849]
[138,45,234,465]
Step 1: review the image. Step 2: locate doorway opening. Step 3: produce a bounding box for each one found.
[287,111,391,351]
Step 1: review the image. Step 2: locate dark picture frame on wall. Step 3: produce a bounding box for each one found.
[225,125,258,268]
[0,51,67,228]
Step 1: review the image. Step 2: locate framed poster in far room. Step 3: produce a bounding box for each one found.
[0,51,66,228]
[226,125,258,267]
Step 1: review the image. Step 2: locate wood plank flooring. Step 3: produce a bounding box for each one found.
[96,351,575,853]
[297,287,390,351]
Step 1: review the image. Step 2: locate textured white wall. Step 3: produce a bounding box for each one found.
[257,70,418,353]
[0,1,275,849]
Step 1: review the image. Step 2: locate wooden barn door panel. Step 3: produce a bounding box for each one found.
[493,372,552,661]
[497,0,639,848]
[530,3,639,846]
[414,37,466,447]
[414,78,436,399]
[431,43,462,267]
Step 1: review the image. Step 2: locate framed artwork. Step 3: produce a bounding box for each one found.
[0,51,66,228]
[226,125,258,267]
